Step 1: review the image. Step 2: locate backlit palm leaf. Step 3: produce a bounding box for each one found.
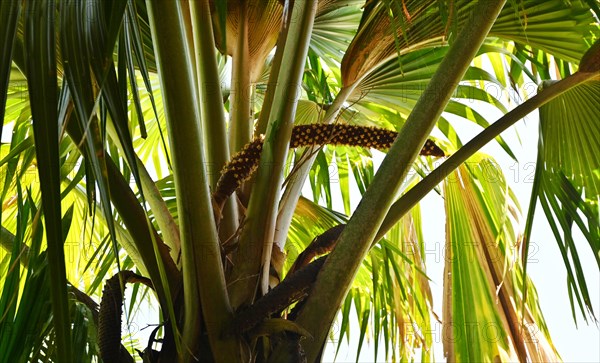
[529,80,600,323]
[444,156,560,362]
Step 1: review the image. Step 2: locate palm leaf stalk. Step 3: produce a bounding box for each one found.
[146,1,239,361]
[189,0,240,243]
[227,0,319,307]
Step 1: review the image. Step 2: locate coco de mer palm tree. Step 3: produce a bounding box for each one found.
[0,1,598,362]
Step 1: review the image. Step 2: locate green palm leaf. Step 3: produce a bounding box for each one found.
[529,80,600,323]
[443,156,560,362]
[491,1,597,64]
[0,1,20,135]
[311,1,363,67]
[349,46,515,157]
[25,1,71,359]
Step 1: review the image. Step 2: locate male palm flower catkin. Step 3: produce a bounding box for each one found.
[213,124,445,209]
[98,271,152,362]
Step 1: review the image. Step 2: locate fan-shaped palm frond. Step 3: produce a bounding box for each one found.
[444,156,560,362]
[524,79,600,324]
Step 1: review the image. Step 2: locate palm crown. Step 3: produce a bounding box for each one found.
[0,1,598,362]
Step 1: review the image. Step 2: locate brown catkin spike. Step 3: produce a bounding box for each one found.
[290,124,397,149]
[213,124,445,210]
[213,137,264,207]
[98,271,153,363]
